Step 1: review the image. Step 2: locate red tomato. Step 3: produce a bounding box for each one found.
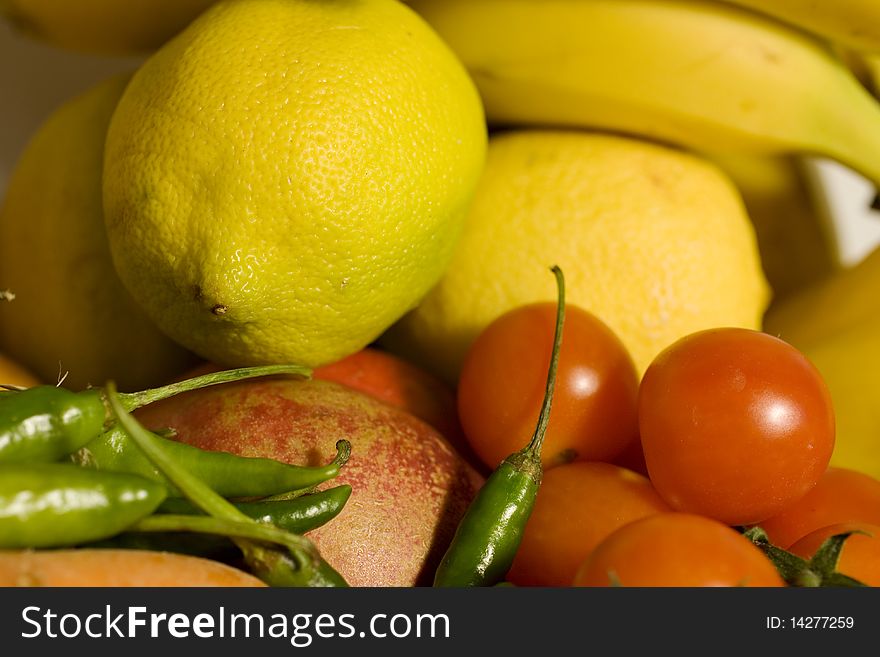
[507,461,670,587]
[638,328,835,526]
[573,513,784,587]
[789,522,880,587]
[457,302,639,470]
[758,468,880,548]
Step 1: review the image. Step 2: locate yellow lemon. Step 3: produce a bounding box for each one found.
[384,130,770,383]
[0,75,195,391]
[1,0,218,53]
[103,0,486,369]
[765,246,880,479]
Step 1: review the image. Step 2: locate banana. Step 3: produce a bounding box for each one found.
[720,0,880,53]
[409,0,880,188]
[868,55,880,96]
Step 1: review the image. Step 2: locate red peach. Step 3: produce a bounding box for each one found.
[179,347,481,470]
[135,378,483,586]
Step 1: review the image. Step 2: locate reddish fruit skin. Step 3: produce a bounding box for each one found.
[573,513,784,587]
[638,328,835,526]
[314,347,475,464]
[610,436,649,477]
[457,302,640,470]
[757,468,880,548]
[136,378,483,587]
[180,348,477,467]
[506,461,670,587]
[789,522,880,586]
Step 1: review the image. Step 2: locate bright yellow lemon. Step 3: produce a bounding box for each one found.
[103,0,486,369]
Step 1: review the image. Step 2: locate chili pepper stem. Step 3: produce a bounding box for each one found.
[116,364,312,412]
[130,514,312,550]
[503,264,565,483]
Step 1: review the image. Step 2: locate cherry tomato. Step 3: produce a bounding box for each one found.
[458,302,639,470]
[507,461,670,587]
[573,513,784,587]
[757,468,880,548]
[789,522,880,587]
[638,328,835,526]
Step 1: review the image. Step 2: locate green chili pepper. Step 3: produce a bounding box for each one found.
[105,384,349,588]
[0,386,106,465]
[89,485,352,558]
[0,364,310,464]
[0,463,166,549]
[158,484,352,526]
[433,265,565,587]
[73,426,351,498]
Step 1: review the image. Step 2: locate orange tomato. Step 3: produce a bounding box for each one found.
[788,523,880,587]
[757,468,880,548]
[457,302,639,470]
[573,513,784,587]
[507,461,670,587]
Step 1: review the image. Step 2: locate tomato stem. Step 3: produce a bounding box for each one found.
[743,526,867,587]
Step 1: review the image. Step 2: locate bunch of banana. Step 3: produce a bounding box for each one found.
[868,55,880,97]
[409,0,880,188]
[721,0,880,53]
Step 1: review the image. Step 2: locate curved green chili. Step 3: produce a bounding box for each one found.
[434,265,565,587]
[0,463,166,549]
[0,386,106,464]
[90,485,352,558]
[73,426,351,498]
[105,384,348,588]
[0,364,310,464]
[158,484,352,527]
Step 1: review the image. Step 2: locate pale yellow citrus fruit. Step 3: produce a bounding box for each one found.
[765,246,880,480]
[0,75,195,391]
[0,0,218,54]
[103,0,486,370]
[384,130,770,383]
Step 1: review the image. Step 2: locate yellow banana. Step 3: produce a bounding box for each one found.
[409,0,880,187]
[868,55,880,96]
[720,0,880,53]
